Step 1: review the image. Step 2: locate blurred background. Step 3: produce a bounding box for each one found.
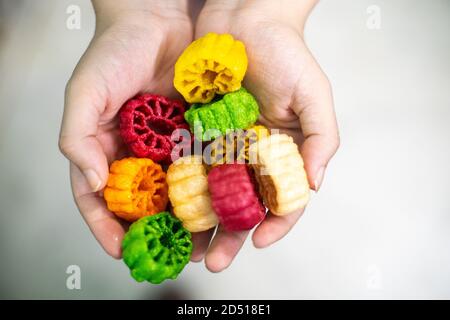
[0,0,449,299]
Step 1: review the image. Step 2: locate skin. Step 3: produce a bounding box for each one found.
[59,0,339,270]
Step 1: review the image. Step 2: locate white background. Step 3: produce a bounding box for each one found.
[0,0,449,299]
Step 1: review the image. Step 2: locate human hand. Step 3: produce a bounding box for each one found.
[191,0,340,272]
[59,0,195,258]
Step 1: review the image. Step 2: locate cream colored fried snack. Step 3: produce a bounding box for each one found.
[248,134,310,215]
[166,155,218,232]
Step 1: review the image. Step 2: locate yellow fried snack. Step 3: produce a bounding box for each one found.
[166,155,218,232]
[248,134,310,215]
[251,125,270,140]
[173,33,248,103]
[104,158,168,222]
[208,125,269,166]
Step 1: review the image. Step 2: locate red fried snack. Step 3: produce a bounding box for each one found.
[120,94,190,163]
[207,164,265,231]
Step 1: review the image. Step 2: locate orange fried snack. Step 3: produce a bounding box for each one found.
[104,157,168,222]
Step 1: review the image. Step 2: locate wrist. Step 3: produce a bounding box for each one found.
[204,0,317,33]
[92,0,190,32]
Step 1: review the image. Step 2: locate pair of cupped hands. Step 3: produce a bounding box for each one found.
[59,0,339,272]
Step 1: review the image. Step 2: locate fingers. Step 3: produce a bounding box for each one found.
[294,57,340,191]
[59,78,109,192]
[190,227,215,262]
[70,163,125,258]
[252,209,304,248]
[204,226,249,273]
[201,210,305,263]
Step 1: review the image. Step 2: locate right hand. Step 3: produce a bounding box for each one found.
[59,0,194,258]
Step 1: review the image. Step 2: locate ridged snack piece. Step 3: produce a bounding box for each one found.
[184,88,259,141]
[173,33,248,103]
[104,158,168,222]
[122,212,193,284]
[208,164,265,231]
[167,155,218,232]
[250,125,270,140]
[248,134,310,215]
[208,125,270,166]
[119,94,190,163]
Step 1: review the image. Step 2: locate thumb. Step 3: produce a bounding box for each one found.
[59,77,109,192]
[295,67,340,191]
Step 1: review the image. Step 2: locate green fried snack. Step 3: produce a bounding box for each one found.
[122,212,193,284]
[184,88,259,141]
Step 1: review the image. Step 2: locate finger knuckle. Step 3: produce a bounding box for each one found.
[332,133,341,153]
[321,74,333,92]
[58,136,76,158]
[64,77,79,99]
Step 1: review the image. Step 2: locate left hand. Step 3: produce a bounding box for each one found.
[191,0,340,272]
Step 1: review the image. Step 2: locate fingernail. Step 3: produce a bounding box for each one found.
[83,169,102,192]
[313,166,326,192]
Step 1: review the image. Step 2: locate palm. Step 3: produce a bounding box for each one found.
[239,23,309,144]
[196,15,312,145]
[89,20,192,161]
